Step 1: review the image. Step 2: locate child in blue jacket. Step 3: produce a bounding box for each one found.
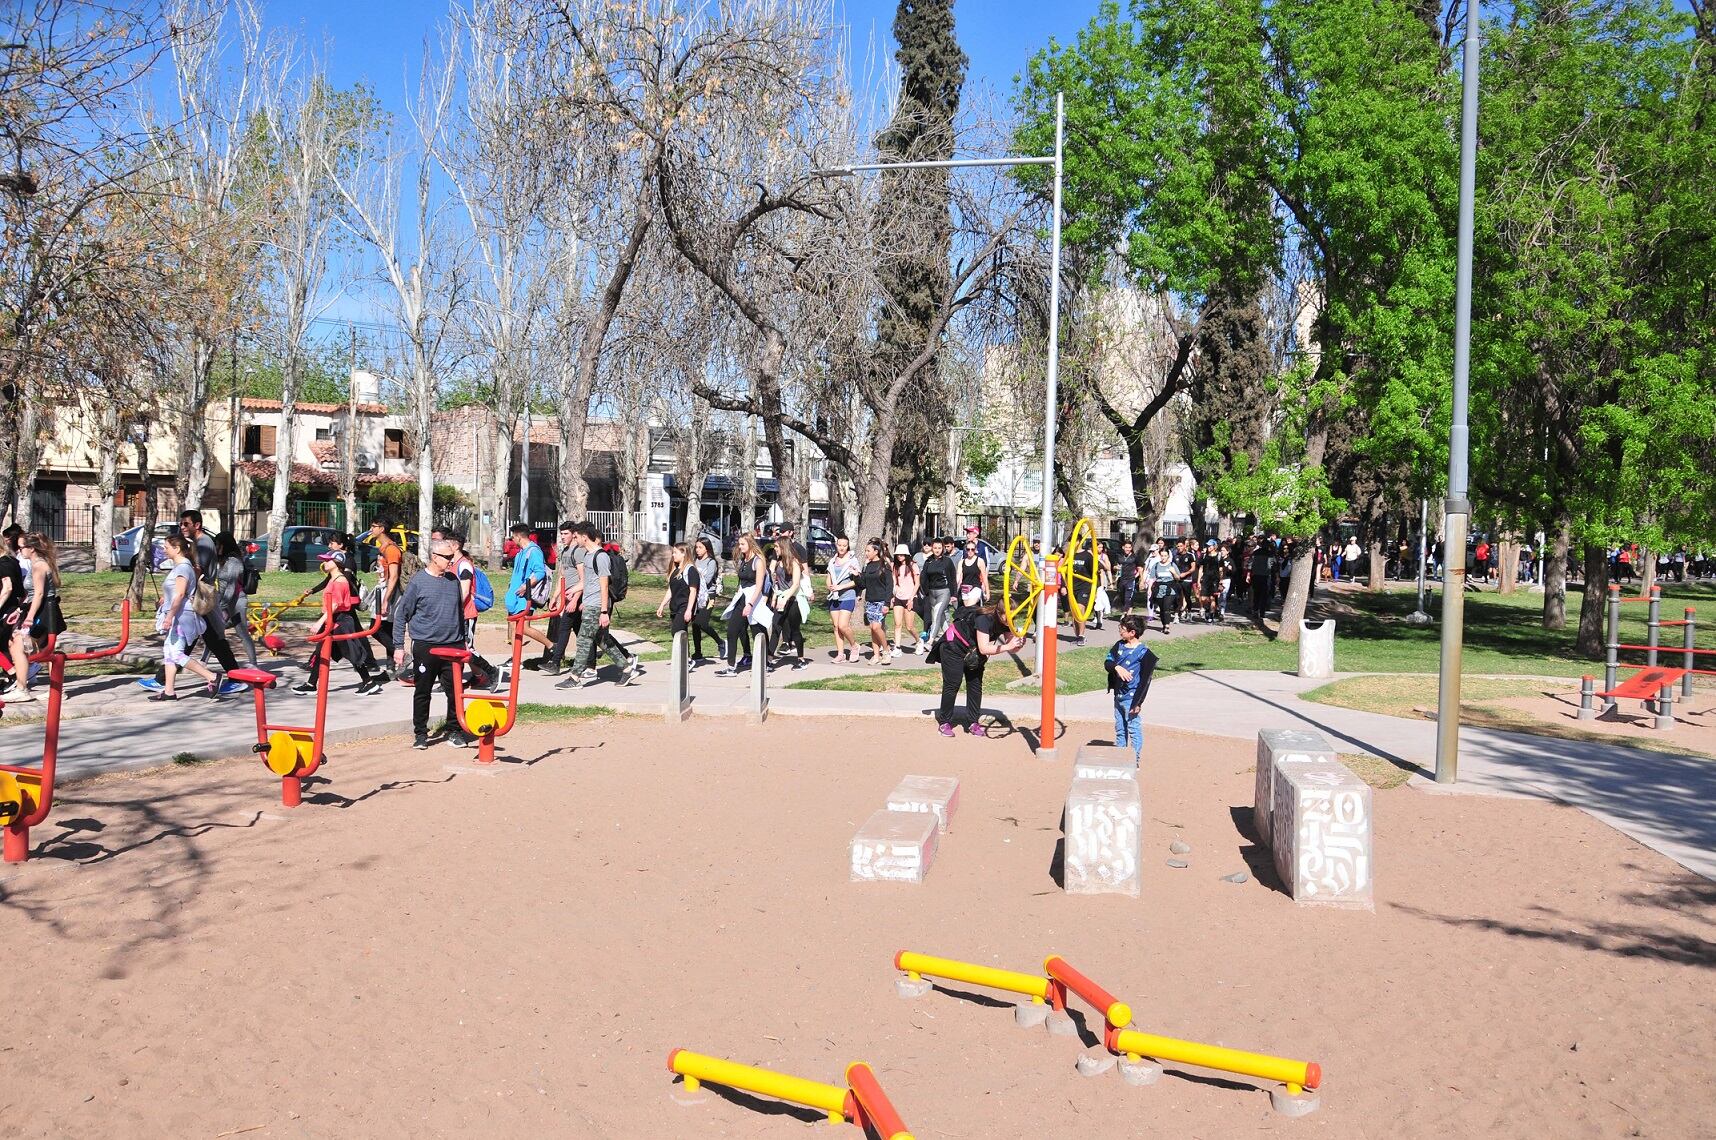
[1103,615,1158,760]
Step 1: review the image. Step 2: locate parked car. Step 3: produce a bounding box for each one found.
[110,523,179,571]
[243,527,339,573]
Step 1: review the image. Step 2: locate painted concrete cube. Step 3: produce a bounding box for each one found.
[1253,729,1337,848]
[1272,760,1373,909]
[850,809,939,883]
[1063,777,1142,897]
[1073,742,1138,782]
[885,775,960,834]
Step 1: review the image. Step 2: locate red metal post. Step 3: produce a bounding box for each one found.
[1038,557,1060,760]
[845,1062,912,1139]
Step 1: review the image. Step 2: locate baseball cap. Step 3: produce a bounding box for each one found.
[318,550,346,566]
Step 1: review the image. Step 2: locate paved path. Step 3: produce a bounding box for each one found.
[5,624,1711,881]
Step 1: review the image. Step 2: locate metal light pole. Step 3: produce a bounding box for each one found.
[814,91,1066,671]
[1408,497,1431,625]
[1435,1,1481,784]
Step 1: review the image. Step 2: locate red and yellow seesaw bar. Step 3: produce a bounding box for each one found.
[666,1049,913,1138]
[1104,1026,1321,1096]
[894,949,1320,1100]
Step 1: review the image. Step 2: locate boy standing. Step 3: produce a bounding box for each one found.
[1103,615,1157,762]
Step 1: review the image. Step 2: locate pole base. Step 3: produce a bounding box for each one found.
[1270,1086,1321,1117]
[1045,1010,1078,1037]
[895,976,933,1000]
[1405,610,1433,626]
[1118,1057,1163,1087]
[1014,1002,1050,1029]
[1076,1046,1118,1077]
[670,1087,712,1108]
[1034,746,1058,763]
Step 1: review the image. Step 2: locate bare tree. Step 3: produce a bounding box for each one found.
[0,0,170,525]
[259,51,355,567]
[148,0,277,513]
[328,37,468,555]
[451,0,555,561]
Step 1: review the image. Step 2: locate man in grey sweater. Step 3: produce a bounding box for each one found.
[391,541,472,749]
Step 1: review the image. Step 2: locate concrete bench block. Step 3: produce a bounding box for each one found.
[885,775,960,834]
[1063,777,1142,897]
[850,810,939,883]
[1272,760,1373,909]
[1253,729,1337,848]
[1074,742,1138,782]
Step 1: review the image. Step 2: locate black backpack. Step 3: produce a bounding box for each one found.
[241,563,261,596]
[600,543,629,604]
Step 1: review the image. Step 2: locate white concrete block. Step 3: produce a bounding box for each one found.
[1253,729,1337,848]
[885,775,960,834]
[1074,742,1138,782]
[666,630,692,723]
[1063,777,1142,897]
[850,810,939,883]
[1272,760,1373,909]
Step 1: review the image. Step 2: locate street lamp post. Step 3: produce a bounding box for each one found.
[817,91,1066,670]
[1435,2,1481,784]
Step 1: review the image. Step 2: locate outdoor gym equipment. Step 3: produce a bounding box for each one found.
[431,582,565,765]
[666,1049,914,1137]
[893,948,1321,1115]
[1,601,132,863]
[1598,584,1713,729]
[226,591,382,807]
[998,518,1097,761]
[247,586,318,653]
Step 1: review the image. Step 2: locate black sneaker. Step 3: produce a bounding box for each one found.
[542,659,562,677]
[356,678,382,695]
[446,730,473,749]
[413,734,429,750]
[290,680,317,695]
[619,660,639,686]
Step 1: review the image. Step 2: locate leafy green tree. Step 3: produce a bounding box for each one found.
[1470,0,1715,650]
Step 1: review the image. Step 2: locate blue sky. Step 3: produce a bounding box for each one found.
[258,0,1102,338]
[268,0,1100,123]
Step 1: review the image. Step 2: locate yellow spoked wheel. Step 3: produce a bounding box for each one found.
[1002,534,1043,637]
[1064,517,1099,622]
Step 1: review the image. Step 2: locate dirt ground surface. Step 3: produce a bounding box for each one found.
[1495,686,1716,757]
[1,716,1712,1139]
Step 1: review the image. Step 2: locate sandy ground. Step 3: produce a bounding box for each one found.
[1,716,1712,1139]
[1496,686,1716,756]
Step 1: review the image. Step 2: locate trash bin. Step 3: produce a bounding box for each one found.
[1297,619,1336,679]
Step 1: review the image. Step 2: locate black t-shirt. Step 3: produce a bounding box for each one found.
[922,555,954,591]
[669,566,699,615]
[959,556,984,589]
[193,532,217,581]
[1249,545,1273,579]
[0,554,21,615]
[862,560,892,603]
[1200,551,1221,587]
[947,606,1000,658]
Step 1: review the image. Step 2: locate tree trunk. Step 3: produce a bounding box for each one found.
[1275,420,1329,640]
[93,401,120,571]
[490,418,515,561]
[13,396,39,526]
[855,416,899,549]
[738,415,757,533]
[1367,538,1387,593]
[1638,546,1656,596]
[1277,545,1319,642]
[1542,518,1570,629]
[827,466,848,535]
[266,368,297,572]
[1496,538,1518,595]
[1575,543,1610,657]
[415,353,435,559]
[685,472,706,546]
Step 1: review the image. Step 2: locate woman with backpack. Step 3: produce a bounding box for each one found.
[655,543,700,643]
[152,533,222,701]
[688,537,725,665]
[933,586,1026,737]
[769,540,808,669]
[210,532,258,668]
[717,533,768,676]
[293,550,382,695]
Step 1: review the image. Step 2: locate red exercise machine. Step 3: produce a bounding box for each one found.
[227,590,381,807]
[1,601,133,863]
[430,584,565,765]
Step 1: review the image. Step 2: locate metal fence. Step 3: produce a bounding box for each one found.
[28,503,98,546]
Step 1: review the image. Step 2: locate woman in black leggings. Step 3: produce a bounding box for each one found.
[934,590,1025,737]
[688,537,724,663]
[718,534,767,675]
[771,541,806,668]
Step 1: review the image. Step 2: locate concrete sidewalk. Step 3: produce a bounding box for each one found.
[5,635,1711,882]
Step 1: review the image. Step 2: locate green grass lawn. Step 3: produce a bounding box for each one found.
[784,581,1716,695]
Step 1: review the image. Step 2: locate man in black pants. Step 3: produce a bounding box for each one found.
[391,540,472,749]
[1248,537,1275,621]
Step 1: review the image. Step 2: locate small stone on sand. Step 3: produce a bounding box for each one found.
[1166,858,1189,869]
